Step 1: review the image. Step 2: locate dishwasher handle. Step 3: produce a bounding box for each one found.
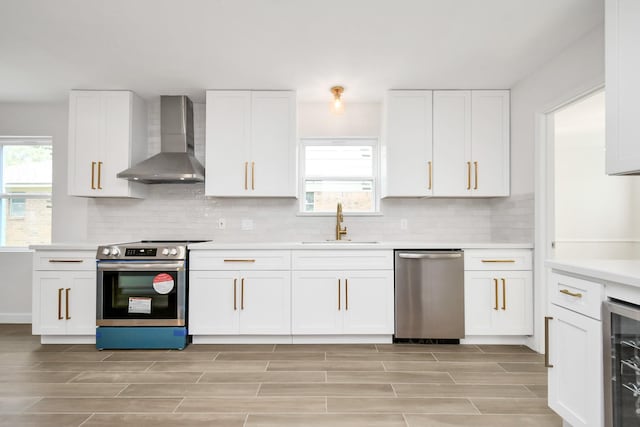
[397,252,462,260]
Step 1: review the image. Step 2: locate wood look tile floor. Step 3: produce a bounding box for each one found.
[0,324,561,427]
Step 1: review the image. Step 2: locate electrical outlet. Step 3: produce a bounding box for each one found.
[400,218,408,230]
[241,219,254,231]
[217,218,226,229]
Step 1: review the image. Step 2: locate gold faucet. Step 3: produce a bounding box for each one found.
[336,202,348,240]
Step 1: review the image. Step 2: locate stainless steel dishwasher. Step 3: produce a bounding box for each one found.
[394,250,464,340]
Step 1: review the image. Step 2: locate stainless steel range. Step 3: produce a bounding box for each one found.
[95,240,205,350]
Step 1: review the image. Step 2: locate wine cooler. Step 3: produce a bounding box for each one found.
[604,299,640,427]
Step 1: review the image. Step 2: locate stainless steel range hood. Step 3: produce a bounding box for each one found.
[117,95,205,184]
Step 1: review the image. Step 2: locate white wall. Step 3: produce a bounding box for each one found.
[510,24,605,353]
[0,249,32,323]
[511,25,605,196]
[0,102,88,243]
[554,91,640,259]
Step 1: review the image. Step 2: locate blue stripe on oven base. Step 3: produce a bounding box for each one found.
[96,327,188,350]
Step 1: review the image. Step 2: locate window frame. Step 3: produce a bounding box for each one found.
[0,136,53,246]
[298,137,381,215]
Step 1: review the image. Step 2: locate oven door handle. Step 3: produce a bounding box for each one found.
[97,262,185,271]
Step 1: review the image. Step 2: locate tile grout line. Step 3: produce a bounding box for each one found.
[76,413,94,427]
[173,396,186,414]
[195,371,206,384]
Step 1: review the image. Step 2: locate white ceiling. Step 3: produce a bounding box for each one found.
[0,0,603,103]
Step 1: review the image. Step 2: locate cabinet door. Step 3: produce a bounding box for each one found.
[491,271,532,335]
[292,271,343,334]
[465,271,532,335]
[548,304,603,427]
[239,271,291,335]
[65,272,97,335]
[470,91,510,197]
[342,270,394,334]
[432,91,472,196]
[382,91,433,197]
[68,91,102,196]
[250,91,296,197]
[205,91,251,196]
[606,0,640,174]
[189,271,240,334]
[98,91,133,197]
[464,271,496,335]
[38,273,70,335]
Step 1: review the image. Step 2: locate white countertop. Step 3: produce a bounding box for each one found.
[29,243,99,251]
[188,241,533,250]
[546,259,640,289]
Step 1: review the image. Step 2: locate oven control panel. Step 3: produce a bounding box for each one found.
[97,242,189,260]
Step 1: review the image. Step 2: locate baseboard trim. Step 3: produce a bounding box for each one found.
[0,313,31,324]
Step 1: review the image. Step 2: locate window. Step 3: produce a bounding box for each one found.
[299,138,379,213]
[0,137,52,246]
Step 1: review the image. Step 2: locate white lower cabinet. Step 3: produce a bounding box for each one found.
[37,271,96,336]
[189,270,291,335]
[464,270,533,335]
[547,270,604,427]
[32,249,97,343]
[291,250,395,340]
[463,249,533,336]
[292,270,394,335]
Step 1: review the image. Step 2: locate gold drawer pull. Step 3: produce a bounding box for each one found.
[49,259,84,263]
[65,288,71,320]
[233,278,237,311]
[223,259,256,263]
[481,259,516,263]
[544,316,553,368]
[559,289,583,298]
[57,288,63,320]
[338,279,341,311]
[493,278,498,310]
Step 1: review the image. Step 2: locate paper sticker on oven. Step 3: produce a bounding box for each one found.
[128,297,152,314]
[152,273,174,294]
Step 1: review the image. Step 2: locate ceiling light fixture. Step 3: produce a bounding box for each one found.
[330,86,345,114]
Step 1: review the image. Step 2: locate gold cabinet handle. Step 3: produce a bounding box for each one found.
[241,278,245,310]
[501,278,506,310]
[91,162,96,190]
[251,161,255,190]
[559,289,583,298]
[544,316,553,368]
[57,288,63,320]
[48,259,83,263]
[481,259,516,263]
[474,161,478,190]
[244,162,248,190]
[65,288,71,320]
[493,279,499,310]
[466,161,471,190]
[223,259,256,263]
[338,279,341,311]
[345,279,349,311]
[233,278,237,311]
[97,161,103,190]
[427,161,432,190]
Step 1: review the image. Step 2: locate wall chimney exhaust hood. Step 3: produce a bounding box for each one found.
[118,95,205,183]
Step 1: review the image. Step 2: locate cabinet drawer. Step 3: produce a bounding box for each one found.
[464,249,532,271]
[292,250,393,270]
[549,271,603,320]
[35,251,96,271]
[190,250,291,271]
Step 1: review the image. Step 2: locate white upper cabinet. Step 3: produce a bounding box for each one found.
[67,90,147,198]
[383,89,509,198]
[205,90,297,197]
[606,0,640,175]
[382,90,433,197]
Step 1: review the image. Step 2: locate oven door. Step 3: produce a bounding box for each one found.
[603,300,640,427]
[97,261,186,326]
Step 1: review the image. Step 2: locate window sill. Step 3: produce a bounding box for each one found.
[296,212,383,217]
